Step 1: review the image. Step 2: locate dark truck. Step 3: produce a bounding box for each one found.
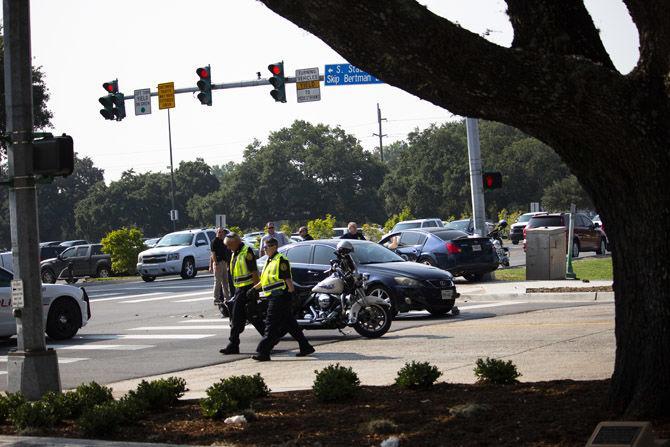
[40,243,112,284]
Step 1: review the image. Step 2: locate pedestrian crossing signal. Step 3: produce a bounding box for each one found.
[482,172,502,190]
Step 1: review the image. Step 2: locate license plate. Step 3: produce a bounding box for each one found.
[472,245,481,251]
[441,290,453,300]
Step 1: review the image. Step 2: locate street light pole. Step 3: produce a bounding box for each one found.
[3,0,61,398]
[466,118,487,237]
[167,108,176,232]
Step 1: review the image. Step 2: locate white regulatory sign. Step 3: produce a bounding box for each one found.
[11,279,24,308]
[295,67,321,103]
[134,88,152,116]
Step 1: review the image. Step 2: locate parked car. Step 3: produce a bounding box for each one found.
[380,228,499,282]
[444,219,495,235]
[258,239,458,316]
[59,240,89,247]
[523,213,608,257]
[136,228,216,282]
[0,266,91,340]
[143,237,161,248]
[592,214,603,229]
[390,218,444,233]
[39,241,62,247]
[40,244,112,284]
[509,212,543,245]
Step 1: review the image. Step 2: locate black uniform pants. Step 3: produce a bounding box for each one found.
[228,286,265,346]
[256,291,311,356]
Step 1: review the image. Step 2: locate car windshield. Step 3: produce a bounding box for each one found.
[392,222,420,231]
[593,215,600,221]
[517,214,534,223]
[445,220,470,231]
[350,242,404,264]
[155,234,193,247]
[528,216,564,228]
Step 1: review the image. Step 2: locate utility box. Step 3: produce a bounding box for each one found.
[526,226,566,280]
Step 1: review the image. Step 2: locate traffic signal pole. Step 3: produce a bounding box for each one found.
[466,118,487,237]
[3,0,61,399]
[167,108,176,232]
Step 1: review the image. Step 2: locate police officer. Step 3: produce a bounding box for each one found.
[252,237,314,361]
[219,233,265,355]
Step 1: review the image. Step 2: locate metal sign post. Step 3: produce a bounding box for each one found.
[158,82,177,231]
[566,203,577,279]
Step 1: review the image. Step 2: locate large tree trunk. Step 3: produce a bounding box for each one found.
[258,0,670,417]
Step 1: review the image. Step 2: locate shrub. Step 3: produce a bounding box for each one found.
[395,361,442,389]
[473,357,521,384]
[280,223,293,236]
[312,364,360,403]
[362,223,383,242]
[11,401,59,430]
[101,227,145,275]
[40,391,72,421]
[0,393,26,423]
[363,418,398,435]
[307,214,336,240]
[200,374,269,419]
[77,401,125,437]
[228,225,243,235]
[126,377,186,411]
[68,382,114,417]
[383,207,414,233]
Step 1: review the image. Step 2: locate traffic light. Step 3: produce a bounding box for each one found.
[196,65,212,106]
[482,172,503,190]
[32,133,75,177]
[268,62,286,103]
[99,79,125,121]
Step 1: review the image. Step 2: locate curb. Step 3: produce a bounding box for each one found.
[0,435,217,447]
[460,291,614,302]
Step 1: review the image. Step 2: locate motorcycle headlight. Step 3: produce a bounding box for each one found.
[167,253,180,261]
[394,276,423,287]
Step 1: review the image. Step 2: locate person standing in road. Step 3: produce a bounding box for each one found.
[252,237,314,361]
[259,221,289,256]
[298,226,313,241]
[339,222,366,240]
[209,227,231,311]
[220,233,265,355]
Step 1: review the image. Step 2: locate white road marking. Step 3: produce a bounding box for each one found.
[179,319,229,324]
[129,325,230,331]
[92,292,164,303]
[0,356,88,364]
[86,292,124,298]
[75,334,216,340]
[173,296,213,303]
[121,291,210,304]
[48,344,153,351]
[458,301,525,310]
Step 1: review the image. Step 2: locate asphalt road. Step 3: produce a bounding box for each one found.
[0,273,601,390]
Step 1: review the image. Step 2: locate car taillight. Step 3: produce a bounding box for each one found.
[446,242,461,254]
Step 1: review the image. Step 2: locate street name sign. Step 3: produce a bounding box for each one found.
[324,64,383,86]
[215,214,227,228]
[295,67,321,103]
[157,82,175,110]
[134,88,152,115]
[11,279,24,308]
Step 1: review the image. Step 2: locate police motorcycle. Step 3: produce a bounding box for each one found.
[293,241,393,338]
[487,220,510,267]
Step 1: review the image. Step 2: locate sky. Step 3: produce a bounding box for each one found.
[20,0,640,181]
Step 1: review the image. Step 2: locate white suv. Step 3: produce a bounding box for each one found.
[136,229,216,282]
[390,218,444,233]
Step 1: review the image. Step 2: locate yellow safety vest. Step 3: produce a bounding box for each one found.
[260,253,289,297]
[231,244,254,287]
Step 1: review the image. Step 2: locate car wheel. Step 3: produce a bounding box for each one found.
[46,298,82,340]
[418,257,436,267]
[572,240,580,258]
[366,285,397,316]
[141,275,156,282]
[97,266,111,278]
[180,257,197,279]
[41,268,57,284]
[595,238,607,255]
[463,273,483,282]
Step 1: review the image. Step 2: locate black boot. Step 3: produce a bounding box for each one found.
[296,345,315,357]
[219,344,240,355]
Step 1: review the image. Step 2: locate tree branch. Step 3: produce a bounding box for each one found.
[624,0,670,78]
[505,0,614,69]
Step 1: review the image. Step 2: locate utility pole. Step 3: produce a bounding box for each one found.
[4,0,61,398]
[167,109,177,231]
[466,118,487,237]
[373,103,387,162]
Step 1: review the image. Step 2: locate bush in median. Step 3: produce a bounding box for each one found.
[101,227,145,275]
[313,364,360,403]
[395,361,442,390]
[474,357,521,385]
[200,374,269,419]
[126,377,187,411]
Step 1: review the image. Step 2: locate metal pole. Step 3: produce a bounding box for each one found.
[167,108,176,231]
[4,0,61,398]
[373,103,387,162]
[466,118,486,237]
[566,203,577,279]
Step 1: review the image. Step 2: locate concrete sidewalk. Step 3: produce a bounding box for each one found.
[107,302,615,399]
[457,279,613,302]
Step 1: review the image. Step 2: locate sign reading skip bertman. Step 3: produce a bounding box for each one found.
[157,82,175,110]
[295,67,321,103]
[11,279,24,308]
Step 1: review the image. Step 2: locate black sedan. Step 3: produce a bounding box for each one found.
[258,240,458,316]
[379,228,498,282]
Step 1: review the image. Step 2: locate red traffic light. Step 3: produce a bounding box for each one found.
[103,82,115,93]
[268,64,281,75]
[486,175,494,188]
[482,172,502,190]
[196,67,209,78]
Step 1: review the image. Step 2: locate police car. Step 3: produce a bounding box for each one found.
[0,266,91,340]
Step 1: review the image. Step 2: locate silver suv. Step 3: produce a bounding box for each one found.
[390,218,444,233]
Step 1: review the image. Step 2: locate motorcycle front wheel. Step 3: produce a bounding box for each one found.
[353,304,392,338]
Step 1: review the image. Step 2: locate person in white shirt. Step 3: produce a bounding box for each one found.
[259,221,289,256]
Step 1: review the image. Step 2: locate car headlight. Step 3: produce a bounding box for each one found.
[167,253,180,261]
[394,276,423,287]
[137,255,143,263]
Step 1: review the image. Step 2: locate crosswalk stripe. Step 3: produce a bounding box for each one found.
[129,325,230,331]
[92,292,164,303]
[179,319,229,324]
[48,344,153,351]
[76,334,215,340]
[121,291,210,304]
[458,301,524,310]
[174,296,213,303]
[0,356,88,364]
